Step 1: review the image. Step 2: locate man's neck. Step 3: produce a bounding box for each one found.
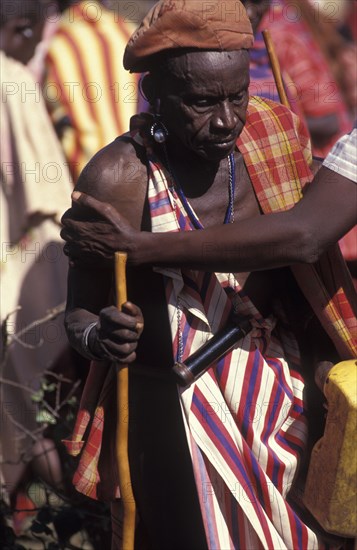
[161,140,224,199]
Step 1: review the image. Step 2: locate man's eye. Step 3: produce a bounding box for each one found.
[195,99,211,107]
[231,92,246,104]
[15,23,34,39]
[187,98,215,111]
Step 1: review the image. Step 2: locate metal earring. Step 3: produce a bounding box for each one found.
[150,119,169,144]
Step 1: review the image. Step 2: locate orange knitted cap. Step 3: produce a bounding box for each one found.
[124,0,254,72]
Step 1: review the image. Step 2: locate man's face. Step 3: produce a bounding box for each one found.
[0,0,47,64]
[159,50,250,162]
[0,15,44,64]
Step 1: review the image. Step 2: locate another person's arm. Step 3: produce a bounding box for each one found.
[305,114,340,150]
[62,160,356,273]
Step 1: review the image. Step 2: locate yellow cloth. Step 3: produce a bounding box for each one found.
[44,0,139,181]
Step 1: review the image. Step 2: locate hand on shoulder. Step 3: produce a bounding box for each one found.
[61,138,147,267]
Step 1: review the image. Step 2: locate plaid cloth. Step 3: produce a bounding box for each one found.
[64,98,356,541]
[63,361,119,500]
[237,97,356,357]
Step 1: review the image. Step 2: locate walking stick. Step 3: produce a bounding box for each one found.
[262,29,290,109]
[115,252,136,550]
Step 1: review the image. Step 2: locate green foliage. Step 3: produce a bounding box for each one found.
[36,410,57,425]
[31,389,44,403]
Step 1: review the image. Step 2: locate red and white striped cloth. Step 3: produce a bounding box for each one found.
[146,150,322,548]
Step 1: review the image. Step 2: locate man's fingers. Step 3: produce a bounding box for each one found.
[97,339,137,364]
[121,302,144,332]
[100,304,144,333]
[71,191,121,226]
[99,326,141,343]
[90,303,144,364]
[121,301,143,318]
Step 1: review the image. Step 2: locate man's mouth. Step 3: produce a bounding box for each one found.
[210,136,237,147]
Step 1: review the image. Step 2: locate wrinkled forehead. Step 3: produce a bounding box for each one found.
[161,49,250,83]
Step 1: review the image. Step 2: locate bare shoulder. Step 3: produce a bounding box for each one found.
[75,137,148,226]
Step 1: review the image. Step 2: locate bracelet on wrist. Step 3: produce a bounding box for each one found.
[81,321,102,360]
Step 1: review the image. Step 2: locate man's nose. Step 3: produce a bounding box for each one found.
[211,99,237,132]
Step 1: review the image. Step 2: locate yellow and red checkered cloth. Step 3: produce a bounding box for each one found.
[238,97,356,358]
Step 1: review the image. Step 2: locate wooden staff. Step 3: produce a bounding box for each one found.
[262,29,290,109]
[115,252,136,550]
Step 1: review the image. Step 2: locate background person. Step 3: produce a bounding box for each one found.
[0,0,73,535]
[44,0,140,182]
[244,0,353,158]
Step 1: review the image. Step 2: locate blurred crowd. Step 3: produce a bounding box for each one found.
[0,0,356,546]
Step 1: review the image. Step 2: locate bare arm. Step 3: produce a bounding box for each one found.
[137,165,356,270]
[64,140,145,363]
[62,164,357,272]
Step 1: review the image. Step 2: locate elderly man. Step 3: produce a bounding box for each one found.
[63,1,356,548]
